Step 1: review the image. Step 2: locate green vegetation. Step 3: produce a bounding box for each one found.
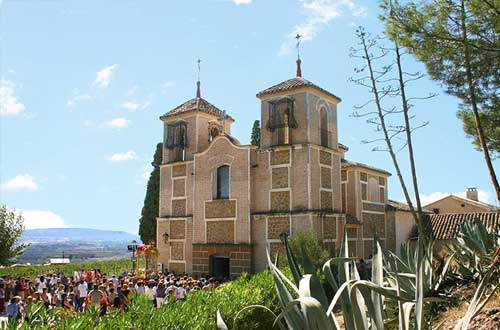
[218,221,500,330]
[138,142,162,244]
[287,231,332,270]
[0,259,131,278]
[382,0,500,204]
[0,205,30,266]
[250,120,260,147]
[2,271,278,330]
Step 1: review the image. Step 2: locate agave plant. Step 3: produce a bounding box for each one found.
[217,229,424,330]
[448,219,500,281]
[384,239,453,301]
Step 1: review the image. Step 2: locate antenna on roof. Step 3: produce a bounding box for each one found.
[196,58,202,98]
[295,33,302,78]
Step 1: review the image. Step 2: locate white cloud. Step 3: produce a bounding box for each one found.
[0,79,26,116]
[279,0,367,55]
[419,192,449,206]
[105,117,130,128]
[121,101,140,110]
[93,64,118,89]
[120,99,151,111]
[67,89,92,107]
[2,174,39,191]
[455,189,492,204]
[108,150,137,162]
[420,189,492,206]
[15,209,66,229]
[232,0,252,4]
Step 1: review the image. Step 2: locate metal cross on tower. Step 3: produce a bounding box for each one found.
[196,58,202,98]
[295,33,302,77]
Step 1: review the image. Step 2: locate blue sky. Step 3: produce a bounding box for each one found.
[1,0,498,234]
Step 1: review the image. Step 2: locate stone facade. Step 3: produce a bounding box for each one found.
[156,68,397,277]
[207,221,234,243]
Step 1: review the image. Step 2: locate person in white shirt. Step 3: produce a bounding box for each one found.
[38,277,47,293]
[111,275,119,287]
[76,280,88,312]
[145,283,156,306]
[73,270,81,282]
[166,282,177,300]
[49,276,58,287]
[175,284,186,300]
[135,282,145,295]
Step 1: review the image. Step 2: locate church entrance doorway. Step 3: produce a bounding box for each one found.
[209,254,230,280]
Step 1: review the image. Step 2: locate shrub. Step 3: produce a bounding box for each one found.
[287,231,332,270]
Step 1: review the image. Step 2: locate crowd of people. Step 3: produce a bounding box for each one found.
[0,269,222,323]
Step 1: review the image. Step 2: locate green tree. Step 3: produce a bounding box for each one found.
[138,143,162,244]
[382,0,500,204]
[0,205,30,265]
[250,120,260,147]
[458,108,500,159]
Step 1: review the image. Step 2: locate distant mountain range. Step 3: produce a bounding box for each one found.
[21,228,140,244]
[16,228,141,265]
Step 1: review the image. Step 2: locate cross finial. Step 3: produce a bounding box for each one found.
[196,58,202,98]
[295,33,301,60]
[295,34,302,78]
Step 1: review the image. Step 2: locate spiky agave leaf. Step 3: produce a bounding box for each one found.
[370,237,385,330]
[267,249,304,329]
[282,233,302,286]
[216,309,229,330]
[300,243,330,311]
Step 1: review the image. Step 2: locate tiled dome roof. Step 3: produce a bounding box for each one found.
[256,77,341,101]
[160,97,233,121]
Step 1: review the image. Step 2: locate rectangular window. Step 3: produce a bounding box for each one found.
[216,166,230,199]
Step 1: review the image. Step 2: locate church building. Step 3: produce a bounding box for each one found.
[156,58,394,279]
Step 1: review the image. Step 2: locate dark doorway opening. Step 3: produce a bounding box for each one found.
[209,254,230,280]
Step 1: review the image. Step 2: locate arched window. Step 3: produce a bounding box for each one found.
[215,165,229,199]
[368,177,379,202]
[210,127,219,142]
[166,121,188,162]
[320,107,329,147]
[267,97,298,146]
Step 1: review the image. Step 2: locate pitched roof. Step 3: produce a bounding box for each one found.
[256,77,341,101]
[160,97,233,121]
[424,194,498,212]
[414,212,500,240]
[385,199,433,213]
[341,159,391,176]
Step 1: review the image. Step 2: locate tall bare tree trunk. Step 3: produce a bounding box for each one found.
[394,43,424,218]
[359,32,426,330]
[460,0,500,205]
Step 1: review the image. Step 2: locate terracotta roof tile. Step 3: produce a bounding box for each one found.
[256,77,341,101]
[414,212,500,240]
[160,97,233,120]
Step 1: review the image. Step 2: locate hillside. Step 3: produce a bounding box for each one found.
[20,228,139,244]
[16,228,140,265]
